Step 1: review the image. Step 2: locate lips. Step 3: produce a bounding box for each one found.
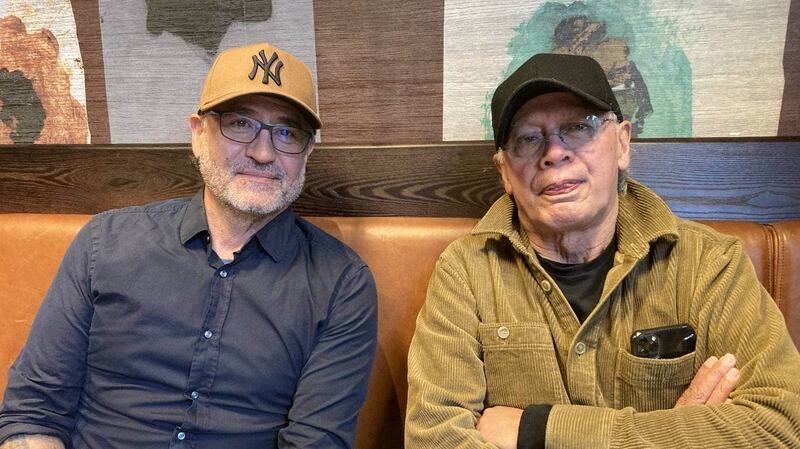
[239,170,281,179]
[541,180,582,195]
[237,165,284,180]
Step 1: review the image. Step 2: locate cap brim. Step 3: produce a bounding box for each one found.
[496,79,615,147]
[200,91,322,130]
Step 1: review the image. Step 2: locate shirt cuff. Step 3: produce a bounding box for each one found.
[517,404,552,449]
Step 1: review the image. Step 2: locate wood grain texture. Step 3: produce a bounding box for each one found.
[1,139,799,221]
[0,145,199,212]
[71,0,110,144]
[313,0,444,144]
[780,0,800,135]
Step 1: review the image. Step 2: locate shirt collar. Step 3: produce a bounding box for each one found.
[251,207,297,262]
[471,178,679,259]
[179,189,210,244]
[178,189,298,262]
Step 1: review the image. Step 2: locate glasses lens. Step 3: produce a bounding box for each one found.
[560,116,603,149]
[270,126,310,154]
[511,132,544,159]
[218,112,258,143]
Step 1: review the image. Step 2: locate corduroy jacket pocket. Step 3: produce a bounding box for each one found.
[614,348,695,411]
[478,322,569,408]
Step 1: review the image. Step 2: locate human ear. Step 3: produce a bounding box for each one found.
[493,151,514,195]
[615,121,632,171]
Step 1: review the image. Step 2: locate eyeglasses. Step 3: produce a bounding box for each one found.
[505,114,616,160]
[205,110,313,155]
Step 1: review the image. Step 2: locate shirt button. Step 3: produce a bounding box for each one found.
[177,432,186,440]
[575,341,587,355]
[205,235,211,243]
[190,391,199,400]
[204,330,213,339]
[497,326,510,339]
[541,280,552,292]
[219,270,228,278]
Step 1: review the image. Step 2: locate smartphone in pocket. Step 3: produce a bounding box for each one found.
[631,324,696,359]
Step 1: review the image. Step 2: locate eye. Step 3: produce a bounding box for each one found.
[221,113,256,130]
[516,133,544,145]
[562,122,591,133]
[232,118,255,130]
[277,127,297,138]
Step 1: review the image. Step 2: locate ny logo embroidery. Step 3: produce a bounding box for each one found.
[249,49,284,86]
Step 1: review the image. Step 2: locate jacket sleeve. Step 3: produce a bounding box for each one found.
[544,237,800,448]
[277,264,378,449]
[405,253,497,449]
[0,219,97,446]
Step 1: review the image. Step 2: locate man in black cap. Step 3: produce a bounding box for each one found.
[405,53,800,448]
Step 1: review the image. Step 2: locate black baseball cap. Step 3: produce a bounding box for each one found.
[491,53,623,149]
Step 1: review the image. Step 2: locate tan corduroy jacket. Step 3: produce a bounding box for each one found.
[406,180,800,448]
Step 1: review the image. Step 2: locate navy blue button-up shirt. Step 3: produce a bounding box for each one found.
[0,192,378,448]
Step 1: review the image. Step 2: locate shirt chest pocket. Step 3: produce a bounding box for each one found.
[478,323,569,408]
[614,349,695,412]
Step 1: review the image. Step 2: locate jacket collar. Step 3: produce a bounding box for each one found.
[471,179,679,260]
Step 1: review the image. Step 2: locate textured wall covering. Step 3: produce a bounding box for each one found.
[0,0,89,143]
[444,0,794,140]
[0,0,798,144]
[99,0,316,143]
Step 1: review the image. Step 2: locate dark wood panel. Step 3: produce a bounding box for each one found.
[313,0,444,144]
[780,0,800,135]
[1,139,799,221]
[71,0,110,144]
[0,145,199,213]
[630,139,800,220]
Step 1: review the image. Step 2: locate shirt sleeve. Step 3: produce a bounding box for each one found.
[405,254,497,449]
[277,264,378,449]
[0,218,97,446]
[544,238,800,448]
[517,405,551,449]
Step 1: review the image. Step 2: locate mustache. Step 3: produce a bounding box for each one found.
[231,161,286,178]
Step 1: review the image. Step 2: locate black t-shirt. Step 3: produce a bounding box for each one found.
[517,238,617,449]
[538,237,617,323]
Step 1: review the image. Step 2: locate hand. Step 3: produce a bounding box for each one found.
[675,353,739,407]
[476,405,523,449]
[0,435,65,449]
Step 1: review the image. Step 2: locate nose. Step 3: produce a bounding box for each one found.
[538,135,572,169]
[245,129,279,164]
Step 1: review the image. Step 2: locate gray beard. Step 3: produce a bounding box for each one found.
[192,154,305,217]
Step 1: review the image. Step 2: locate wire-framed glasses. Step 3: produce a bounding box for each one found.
[507,114,615,160]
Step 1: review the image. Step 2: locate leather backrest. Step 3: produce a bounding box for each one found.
[770,221,800,346]
[305,217,477,449]
[1,214,798,449]
[0,214,90,402]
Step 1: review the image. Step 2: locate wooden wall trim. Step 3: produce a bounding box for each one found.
[1,139,799,221]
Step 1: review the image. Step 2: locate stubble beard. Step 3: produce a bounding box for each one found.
[192,150,305,217]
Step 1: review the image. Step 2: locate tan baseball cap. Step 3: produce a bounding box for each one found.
[198,42,322,129]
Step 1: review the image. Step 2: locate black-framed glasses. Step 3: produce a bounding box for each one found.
[205,111,313,155]
[506,114,615,160]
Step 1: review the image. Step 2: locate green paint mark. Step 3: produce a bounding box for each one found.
[482,0,692,139]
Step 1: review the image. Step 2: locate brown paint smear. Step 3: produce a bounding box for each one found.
[0,15,89,144]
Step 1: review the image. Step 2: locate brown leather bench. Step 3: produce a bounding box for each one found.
[1,214,798,449]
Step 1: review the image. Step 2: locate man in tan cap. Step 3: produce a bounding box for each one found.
[0,43,377,449]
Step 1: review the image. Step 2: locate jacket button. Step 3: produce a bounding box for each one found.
[541,280,552,292]
[497,326,510,339]
[575,341,587,355]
